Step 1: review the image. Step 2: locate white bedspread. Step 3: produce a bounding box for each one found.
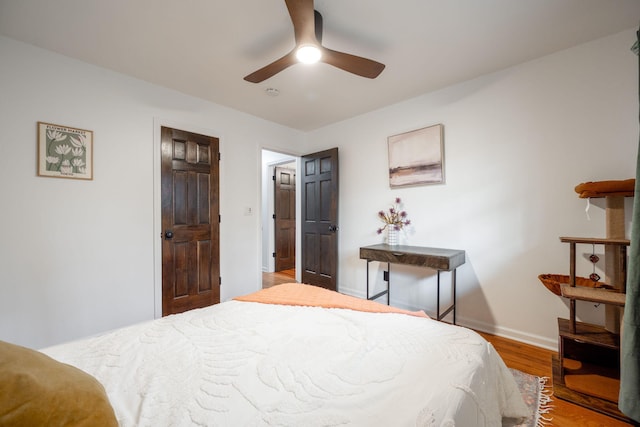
[42,300,528,426]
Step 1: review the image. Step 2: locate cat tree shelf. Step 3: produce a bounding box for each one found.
[545,179,635,423]
[553,235,629,421]
[560,284,626,306]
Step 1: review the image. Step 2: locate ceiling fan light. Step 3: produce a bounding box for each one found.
[296,45,322,64]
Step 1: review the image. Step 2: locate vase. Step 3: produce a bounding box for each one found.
[387,227,399,246]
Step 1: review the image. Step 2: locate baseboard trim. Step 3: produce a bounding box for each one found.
[338,284,557,351]
[458,316,557,351]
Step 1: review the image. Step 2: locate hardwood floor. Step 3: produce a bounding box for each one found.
[478,332,634,427]
[262,269,296,288]
[259,273,635,426]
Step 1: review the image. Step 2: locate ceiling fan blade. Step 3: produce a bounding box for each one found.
[244,1,384,83]
[321,47,385,79]
[314,9,323,44]
[285,0,317,45]
[244,50,297,83]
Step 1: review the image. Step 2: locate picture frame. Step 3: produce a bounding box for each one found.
[388,123,444,188]
[37,122,93,180]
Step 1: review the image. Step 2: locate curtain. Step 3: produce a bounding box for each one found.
[619,28,640,422]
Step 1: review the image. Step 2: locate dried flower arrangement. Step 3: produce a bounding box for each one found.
[376,197,411,234]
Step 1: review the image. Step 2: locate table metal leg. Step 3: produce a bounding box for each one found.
[366,260,370,299]
[452,269,456,325]
[365,259,390,302]
[436,269,457,325]
[387,262,390,305]
[437,271,441,320]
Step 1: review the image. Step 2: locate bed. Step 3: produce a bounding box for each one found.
[3,283,529,426]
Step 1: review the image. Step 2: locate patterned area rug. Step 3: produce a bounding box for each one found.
[503,368,553,427]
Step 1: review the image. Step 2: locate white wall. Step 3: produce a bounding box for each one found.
[306,28,639,349]
[1,28,637,352]
[0,35,304,349]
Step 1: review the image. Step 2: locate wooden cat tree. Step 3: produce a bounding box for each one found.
[540,179,634,422]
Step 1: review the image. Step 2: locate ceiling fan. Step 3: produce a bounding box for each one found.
[244,0,385,83]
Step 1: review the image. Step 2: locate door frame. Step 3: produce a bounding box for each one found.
[153,118,224,319]
[261,149,301,281]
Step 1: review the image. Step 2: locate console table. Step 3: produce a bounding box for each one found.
[359,244,466,324]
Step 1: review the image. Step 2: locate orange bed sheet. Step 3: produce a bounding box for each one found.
[234,282,429,319]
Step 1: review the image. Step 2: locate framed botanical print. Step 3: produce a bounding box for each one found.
[38,122,93,180]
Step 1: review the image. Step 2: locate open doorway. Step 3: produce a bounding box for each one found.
[261,147,340,290]
[261,149,298,288]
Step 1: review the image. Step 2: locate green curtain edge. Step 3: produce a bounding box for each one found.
[618,27,640,423]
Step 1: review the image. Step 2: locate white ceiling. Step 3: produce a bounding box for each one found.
[1,0,639,131]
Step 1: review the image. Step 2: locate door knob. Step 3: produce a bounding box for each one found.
[328,225,339,232]
[165,230,174,239]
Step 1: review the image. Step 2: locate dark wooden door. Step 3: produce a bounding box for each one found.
[301,148,339,290]
[161,127,220,316]
[274,166,296,271]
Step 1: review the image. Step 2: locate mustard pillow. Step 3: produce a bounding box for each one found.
[0,340,118,427]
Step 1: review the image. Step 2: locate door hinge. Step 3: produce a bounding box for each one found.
[218,152,221,161]
[272,214,276,219]
[272,252,276,258]
[272,175,276,181]
[383,271,389,282]
[219,277,222,285]
[219,214,221,223]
